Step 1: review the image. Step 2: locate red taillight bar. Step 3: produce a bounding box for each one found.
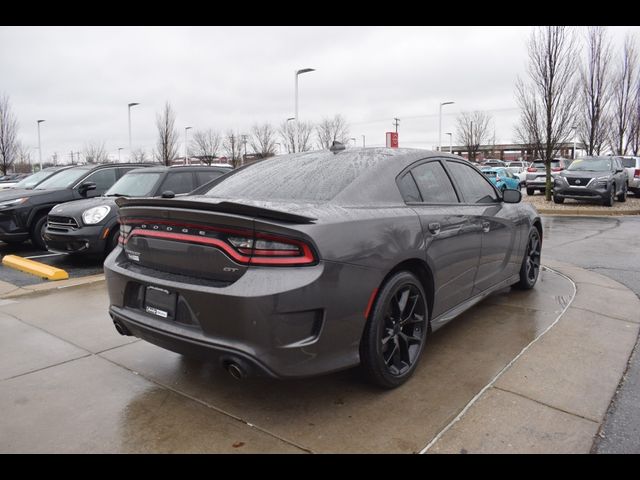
[118,219,316,266]
[635,168,640,178]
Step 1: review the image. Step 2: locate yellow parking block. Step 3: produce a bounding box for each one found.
[1,255,69,281]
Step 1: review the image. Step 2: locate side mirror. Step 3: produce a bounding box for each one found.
[615,168,624,173]
[78,182,97,196]
[502,189,522,203]
[161,190,175,199]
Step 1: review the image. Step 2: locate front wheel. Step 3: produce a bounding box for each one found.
[526,187,535,196]
[604,186,615,207]
[553,195,564,204]
[360,271,429,389]
[513,228,542,290]
[617,184,627,202]
[29,214,48,250]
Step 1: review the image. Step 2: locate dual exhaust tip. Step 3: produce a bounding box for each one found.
[112,317,249,380]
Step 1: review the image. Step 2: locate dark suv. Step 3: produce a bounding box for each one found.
[44,165,232,256]
[553,156,628,206]
[0,163,150,249]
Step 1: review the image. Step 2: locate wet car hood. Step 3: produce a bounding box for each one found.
[560,170,610,179]
[49,196,118,218]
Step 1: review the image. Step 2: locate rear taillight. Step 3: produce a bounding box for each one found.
[118,219,316,266]
[635,168,640,178]
[527,167,537,172]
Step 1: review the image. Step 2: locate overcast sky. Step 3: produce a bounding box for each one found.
[1,26,638,163]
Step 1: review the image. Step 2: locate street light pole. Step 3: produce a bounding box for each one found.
[294,68,315,123]
[438,101,454,152]
[445,132,453,153]
[572,125,578,159]
[185,127,192,165]
[118,148,123,162]
[128,102,140,158]
[362,135,365,148]
[37,120,45,171]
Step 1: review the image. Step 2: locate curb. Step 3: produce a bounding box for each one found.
[0,273,105,300]
[2,254,69,281]
[536,208,640,216]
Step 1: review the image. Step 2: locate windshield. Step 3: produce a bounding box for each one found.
[568,158,611,172]
[12,170,55,189]
[105,172,163,197]
[36,168,90,189]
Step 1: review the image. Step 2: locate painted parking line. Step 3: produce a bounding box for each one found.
[24,253,67,260]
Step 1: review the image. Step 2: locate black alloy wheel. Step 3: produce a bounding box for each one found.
[514,228,541,290]
[361,271,429,389]
[617,184,627,202]
[604,185,615,207]
[30,214,48,250]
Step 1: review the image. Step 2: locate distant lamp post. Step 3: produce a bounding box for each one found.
[362,135,366,148]
[118,147,123,162]
[185,126,192,165]
[438,101,455,152]
[37,120,45,171]
[571,125,578,159]
[128,102,140,157]
[445,132,453,154]
[294,68,315,122]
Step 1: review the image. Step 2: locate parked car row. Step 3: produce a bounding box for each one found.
[0,173,32,189]
[0,163,232,252]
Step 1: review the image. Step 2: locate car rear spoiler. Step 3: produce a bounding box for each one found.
[115,197,317,224]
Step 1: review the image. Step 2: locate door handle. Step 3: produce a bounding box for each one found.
[428,222,441,234]
[482,221,491,233]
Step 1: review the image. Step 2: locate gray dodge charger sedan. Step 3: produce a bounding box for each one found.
[105,147,542,388]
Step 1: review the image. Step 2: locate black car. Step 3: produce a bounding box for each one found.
[553,156,628,206]
[105,147,542,389]
[0,163,150,249]
[44,165,232,256]
[0,166,74,195]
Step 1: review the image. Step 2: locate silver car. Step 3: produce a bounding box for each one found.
[620,156,640,195]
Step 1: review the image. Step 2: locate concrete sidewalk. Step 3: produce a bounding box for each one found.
[0,260,637,453]
[426,258,640,453]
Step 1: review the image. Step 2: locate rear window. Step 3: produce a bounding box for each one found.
[533,161,560,169]
[621,158,637,168]
[204,152,383,202]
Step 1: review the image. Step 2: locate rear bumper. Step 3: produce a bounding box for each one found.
[43,225,108,254]
[104,247,381,379]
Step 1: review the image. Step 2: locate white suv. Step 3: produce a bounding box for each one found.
[620,156,640,196]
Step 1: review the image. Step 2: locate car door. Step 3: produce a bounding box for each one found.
[399,159,482,320]
[444,159,520,295]
[76,167,118,198]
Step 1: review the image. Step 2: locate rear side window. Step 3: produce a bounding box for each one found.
[160,171,195,194]
[83,168,117,190]
[621,158,636,168]
[446,161,497,204]
[196,170,225,186]
[397,172,422,202]
[410,161,458,203]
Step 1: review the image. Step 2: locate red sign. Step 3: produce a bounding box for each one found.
[386,132,399,148]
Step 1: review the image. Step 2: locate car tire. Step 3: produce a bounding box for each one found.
[29,214,48,251]
[604,186,615,207]
[617,184,627,202]
[513,228,542,290]
[553,195,564,204]
[360,271,429,389]
[526,188,535,196]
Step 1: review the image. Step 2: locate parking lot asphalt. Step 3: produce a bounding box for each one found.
[0,267,578,453]
[0,241,103,287]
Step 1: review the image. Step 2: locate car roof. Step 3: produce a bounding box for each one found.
[125,165,232,174]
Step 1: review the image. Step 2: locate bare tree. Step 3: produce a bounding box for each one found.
[84,141,109,164]
[455,111,493,161]
[609,34,638,155]
[0,94,19,175]
[578,26,613,156]
[515,26,579,201]
[131,148,151,163]
[223,131,243,168]
[12,142,32,173]
[279,120,315,153]
[191,129,221,165]
[315,114,350,149]
[630,80,640,155]
[154,102,179,166]
[249,123,277,158]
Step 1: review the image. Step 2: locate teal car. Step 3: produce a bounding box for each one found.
[480,167,522,192]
